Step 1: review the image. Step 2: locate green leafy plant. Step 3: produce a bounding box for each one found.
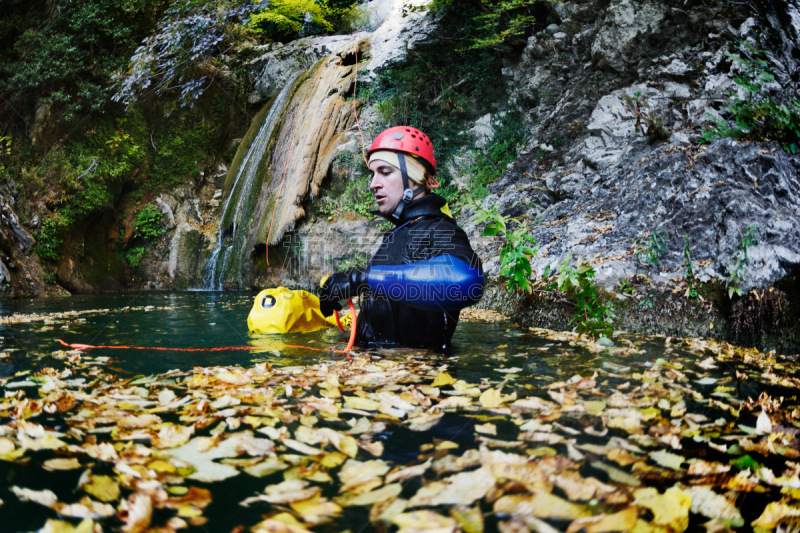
[700,48,800,153]
[726,224,759,298]
[683,234,698,298]
[633,228,670,269]
[618,279,636,295]
[621,91,668,142]
[42,270,57,284]
[545,254,613,339]
[468,201,537,292]
[135,206,166,241]
[470,112,528,197]
[125,246,148,269]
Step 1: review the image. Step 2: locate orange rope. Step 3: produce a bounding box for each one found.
[334,309,347,333]
[344,299,357,352]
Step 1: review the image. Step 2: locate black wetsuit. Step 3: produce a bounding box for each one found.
[355,193,484,351]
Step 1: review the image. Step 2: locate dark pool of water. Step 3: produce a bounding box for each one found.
[0,291,786,532]
[0,291,582,381]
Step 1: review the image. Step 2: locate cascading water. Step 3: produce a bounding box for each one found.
[203,79,296,289]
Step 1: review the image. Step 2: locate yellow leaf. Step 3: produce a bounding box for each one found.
[393,510,457,532]
[151,423,194,449]
[320,451,348,468]
[40,519,95,533]
[479,388,517,409]
[290,495,343,525]
[566,507,639,533]
[493,493,590,520]
[633,486,691,533]
[335,483,403,507]
[475,423,497,436]
[343,396,380,411]
[42,457,82,471]
[82,475,120,502]
[752,500,800,529]
[450,505,484,533]
[432,373,457,388]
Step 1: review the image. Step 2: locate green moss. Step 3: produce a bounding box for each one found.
[225,95,278,192]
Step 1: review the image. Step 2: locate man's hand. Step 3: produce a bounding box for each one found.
[318,269,369,317]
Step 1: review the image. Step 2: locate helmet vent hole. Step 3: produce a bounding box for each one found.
[415,147,419,151]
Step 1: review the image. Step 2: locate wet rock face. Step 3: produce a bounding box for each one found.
[0,194,65,298]
[477,0,800,294]
[249,35,355,97]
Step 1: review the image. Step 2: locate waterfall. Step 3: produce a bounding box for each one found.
[203,79,296,289]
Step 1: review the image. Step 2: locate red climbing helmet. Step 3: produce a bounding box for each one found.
[367,126,437,175]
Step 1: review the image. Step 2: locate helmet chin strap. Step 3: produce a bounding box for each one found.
[391,152,425,221]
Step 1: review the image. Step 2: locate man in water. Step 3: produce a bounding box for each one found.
[318,126,484,350]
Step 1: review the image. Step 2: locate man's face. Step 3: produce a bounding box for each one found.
[369,160,405,216]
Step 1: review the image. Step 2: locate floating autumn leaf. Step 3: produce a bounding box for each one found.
[432,373,456,388]
[479,388,517,409]
[752,500,800,529]
[251,512,313,533]
[11,486,58,507]
[553,471,626,503]
[338,459,390,492]
[633,486,691,533]
[393,510,457,533]
[152,424,195,449]
[343,396,380,411]
[40,518,95,533]
[566,507,639,533]
[118,414,162,429]
[53,496,116,519]
[81,474,121,502]
[685,485,743,528]
[244,457,288,478]
[0,437,15,454]
[650,451,685,471]
[318,427,359,458]
[475,423,497,436]
[608,448,640,466]
[335,483,402,507]
[489,462,552,493]
[243,479,321,505]
[215,369,250,385]
[494,492,590,520]
[757,411,773,434]
[386,459,432,483]
[118,492,153,533]
[289,495,343,525]
[409,466,494,507]
[42,457,82,471]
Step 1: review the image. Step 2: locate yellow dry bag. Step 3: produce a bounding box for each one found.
[248,287,346,334]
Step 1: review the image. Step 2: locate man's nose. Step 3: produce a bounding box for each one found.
[369,175,381,191]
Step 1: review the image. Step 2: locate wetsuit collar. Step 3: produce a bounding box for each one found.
[372,193,450,226]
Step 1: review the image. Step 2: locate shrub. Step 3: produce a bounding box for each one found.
[468,200,538,292]
[701,49,800,153]
[545,254,614,339]
[135,206,167,241]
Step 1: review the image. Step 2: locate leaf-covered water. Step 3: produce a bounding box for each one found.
[0,292,798,533]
